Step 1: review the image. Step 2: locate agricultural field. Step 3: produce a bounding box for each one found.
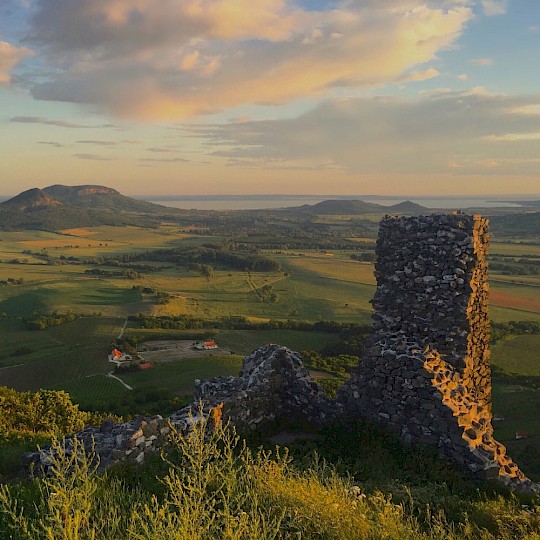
[0,222,539,473]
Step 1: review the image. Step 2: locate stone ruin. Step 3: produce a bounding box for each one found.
[336,214,536,492]
[26,214,539,494]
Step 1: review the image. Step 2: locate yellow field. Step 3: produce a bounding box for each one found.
[490,242,540,257]
[282,254,376,285]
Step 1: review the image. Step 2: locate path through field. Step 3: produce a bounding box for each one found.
[107,371,133,391]
[117,317,128,339]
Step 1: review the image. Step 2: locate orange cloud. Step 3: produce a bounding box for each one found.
[29,1,472,119]
[0,41,33,84]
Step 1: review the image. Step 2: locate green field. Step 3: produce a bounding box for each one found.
[0,317,122,393]
[120,355,243,395]
[491,334,540,376]
[0,224,539,473]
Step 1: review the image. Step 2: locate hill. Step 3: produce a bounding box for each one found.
[42,184,179,215]
[289,199,387,215]
[0,184,183,231]
[285,199,430,216]
[388,200,429,213]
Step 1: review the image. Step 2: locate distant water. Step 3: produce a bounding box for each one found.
[142,195,532,211]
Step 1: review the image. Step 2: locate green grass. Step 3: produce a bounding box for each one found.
[490,306,540,322]
[58,375,131,410]
[491,334,540,376]
[1,418,539,540]
[0,317,122,393]
[490,241,540,257]
[120,354,243,395]
[491,382,540,479]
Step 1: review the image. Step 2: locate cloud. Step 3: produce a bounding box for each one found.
[73,153,115,160]
[147,145,184,153]
[0,41,33,84]
[480,0,507,16]
[469,57,492,66]
[183,89,540,176]
[139,157,190,163]
[11,116,94,128]
[22,0,472,119]
[76,139,117,145]
[37,141,63,147]
[397,68,440,84]
[457,73,468,80]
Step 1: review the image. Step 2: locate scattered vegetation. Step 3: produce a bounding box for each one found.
[1,414,539,539]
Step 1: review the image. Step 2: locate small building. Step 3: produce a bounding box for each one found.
[139,361,154,370]
[194,339,219,350]
[515,431,529,440]
[108,348,133,366]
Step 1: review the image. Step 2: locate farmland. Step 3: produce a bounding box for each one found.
[0,213,539,477]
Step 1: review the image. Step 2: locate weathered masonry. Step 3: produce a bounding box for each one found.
[26,214,539,494]
[336,214,535,491]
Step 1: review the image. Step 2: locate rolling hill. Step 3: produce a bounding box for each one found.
[0,184,185,231]
[286,199,429,215]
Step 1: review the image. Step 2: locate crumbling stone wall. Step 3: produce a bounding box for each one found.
[25,344,330,475]
[336,214,536,492]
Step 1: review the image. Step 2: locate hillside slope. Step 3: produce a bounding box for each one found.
[0,184,182,231]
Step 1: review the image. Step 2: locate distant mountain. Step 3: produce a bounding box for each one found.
[0,184,183,231]
[289,199,386,215]
[285,199,430,215]
[2,188,62,212]
[42,184,178,215]
[388,200,429,213]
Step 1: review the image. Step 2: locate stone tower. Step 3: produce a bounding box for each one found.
[336,214,534,490]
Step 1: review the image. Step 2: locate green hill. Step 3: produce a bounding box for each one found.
[291,199,387,215]
[0,184,183,231]
[42,184,180,215]
[388,200,429,214]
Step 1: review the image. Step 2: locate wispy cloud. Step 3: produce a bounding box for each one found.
[139,157,190,163]
[469,57,493,66]
[21,0,472,119]
[11,116,94,128]
[480,0,508,16]
[184,89,540,176]
[147,145,184,153]
[76,140,117,146]
[37,141,63,147]
[73,153,115,160]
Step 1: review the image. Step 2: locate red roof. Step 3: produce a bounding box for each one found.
[139,362,153,370]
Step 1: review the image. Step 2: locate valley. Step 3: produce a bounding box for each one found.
[0,187,539,479]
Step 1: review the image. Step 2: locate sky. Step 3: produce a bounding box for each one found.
[1,0,539,197]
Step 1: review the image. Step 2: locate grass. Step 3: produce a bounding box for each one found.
[491,334,540,376]
[491,383,540,479]
[119,354,244,396]
[0,317,122,393]
[490,241,540,257]
[1,417,539,540]
[58,375,131,410]
[282,253,376,285]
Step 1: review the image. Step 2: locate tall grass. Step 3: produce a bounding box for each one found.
[1,416,539,539]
